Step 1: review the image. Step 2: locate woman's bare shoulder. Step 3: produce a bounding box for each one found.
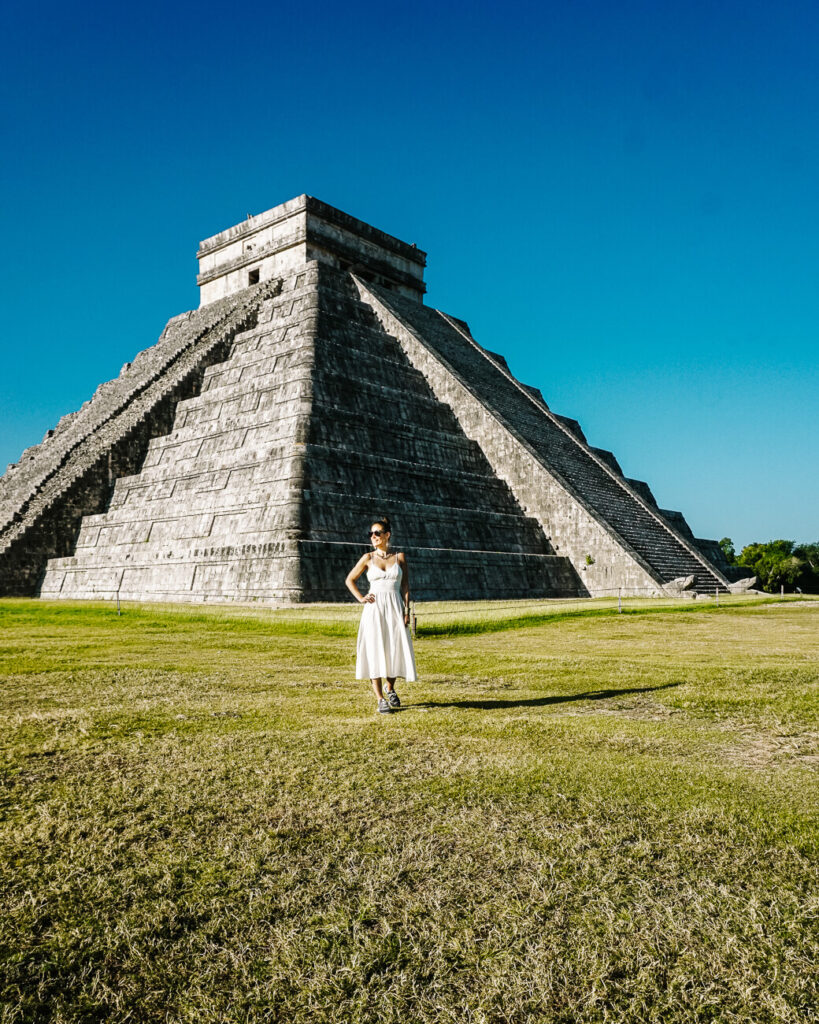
[397,551,408,563]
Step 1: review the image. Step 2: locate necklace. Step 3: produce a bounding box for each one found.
[374,547,391,560]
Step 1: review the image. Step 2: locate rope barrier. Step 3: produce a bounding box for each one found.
[410,587,764,622]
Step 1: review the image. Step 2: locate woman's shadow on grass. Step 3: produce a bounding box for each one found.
[410,681,682,711]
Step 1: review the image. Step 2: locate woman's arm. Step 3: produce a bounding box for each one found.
[398,552,410,624]
[345,553,375,604]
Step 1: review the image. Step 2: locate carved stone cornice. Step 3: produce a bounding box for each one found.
[196,230,305,285]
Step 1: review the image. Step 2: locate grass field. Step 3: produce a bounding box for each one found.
[1,595,817,1023]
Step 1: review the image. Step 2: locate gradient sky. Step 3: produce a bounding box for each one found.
[1,0,817,549]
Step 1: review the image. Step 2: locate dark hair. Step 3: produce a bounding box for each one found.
[370,515,391,535]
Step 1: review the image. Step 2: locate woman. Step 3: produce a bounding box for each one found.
[345,516,417,714]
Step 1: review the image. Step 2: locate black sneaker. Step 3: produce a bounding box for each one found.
[385,690,401,709]
[377,698,393,714]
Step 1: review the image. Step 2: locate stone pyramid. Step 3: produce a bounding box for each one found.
[0,195,735,602]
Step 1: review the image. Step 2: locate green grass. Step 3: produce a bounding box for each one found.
[1,596,817,1023]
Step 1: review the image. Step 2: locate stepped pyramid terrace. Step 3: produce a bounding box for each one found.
[0,195,743,603]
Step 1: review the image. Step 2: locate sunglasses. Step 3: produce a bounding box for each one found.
[370,530,385,537]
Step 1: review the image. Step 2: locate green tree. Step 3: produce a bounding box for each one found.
[795,541,819,570]
[738,539,819,594]
[718,537,736,564]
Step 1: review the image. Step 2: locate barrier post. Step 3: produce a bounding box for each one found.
[618,587,622,614]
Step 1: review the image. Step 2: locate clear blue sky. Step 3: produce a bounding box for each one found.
[1,0,816,549]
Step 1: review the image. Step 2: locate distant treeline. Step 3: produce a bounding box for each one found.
[719,538,819,594]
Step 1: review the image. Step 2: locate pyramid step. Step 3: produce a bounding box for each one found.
[303,492,551,554]
[303,444,525,513]
[308,411,487,473]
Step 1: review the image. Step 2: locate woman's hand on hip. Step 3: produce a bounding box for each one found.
[361,594,375,604]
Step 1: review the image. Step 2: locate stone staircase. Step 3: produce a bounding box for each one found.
[38,276,316,602]
[0,280,279,595]
[354,280,729,595]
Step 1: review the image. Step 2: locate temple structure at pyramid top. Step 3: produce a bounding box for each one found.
[0,195,749,603]
[196,195,427,305]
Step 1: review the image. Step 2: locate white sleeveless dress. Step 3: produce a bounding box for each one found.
[355,560,417,681]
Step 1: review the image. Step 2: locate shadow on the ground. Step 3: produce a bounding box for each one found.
[409,681,682,711]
